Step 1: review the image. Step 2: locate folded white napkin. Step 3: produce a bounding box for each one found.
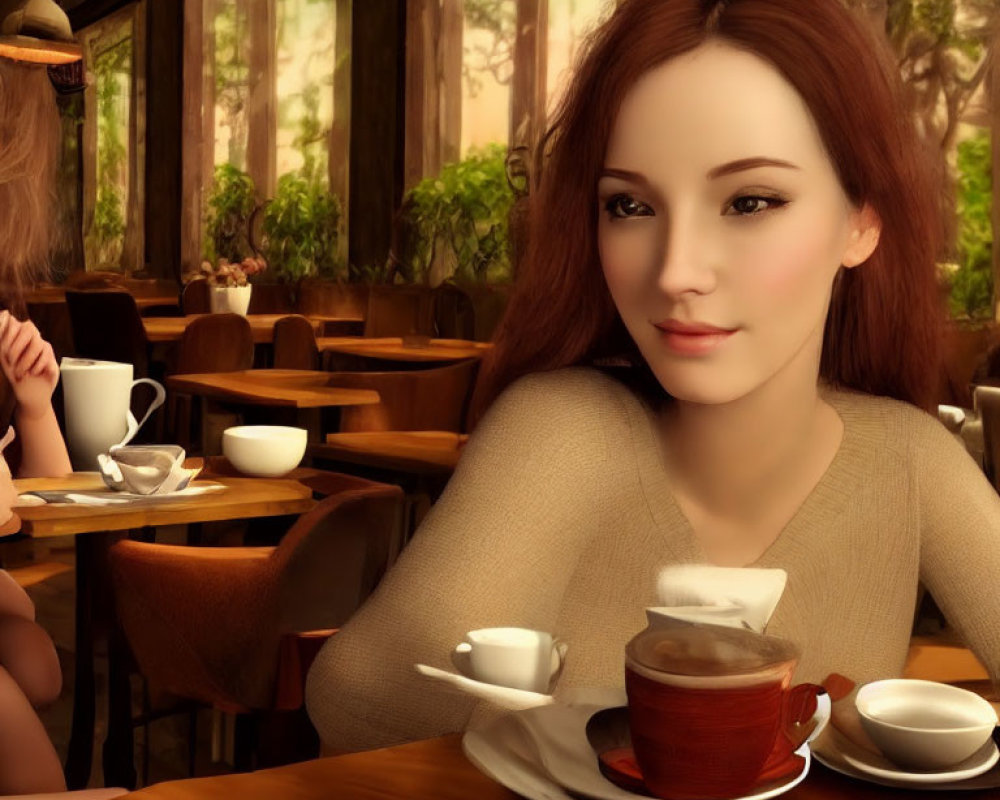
[650,564,787,633]
[98,445,200,495]
[415,663,556,712]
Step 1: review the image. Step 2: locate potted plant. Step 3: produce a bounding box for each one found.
[398,142,515,287]
[196,256,268,316]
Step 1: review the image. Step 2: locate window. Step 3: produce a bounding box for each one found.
[78,2,145,273]
[185,0,351,280]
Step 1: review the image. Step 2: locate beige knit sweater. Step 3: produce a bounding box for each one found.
[305,367,1000,752]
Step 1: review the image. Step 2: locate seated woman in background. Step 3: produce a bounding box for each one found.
[306,0,1000,753]
[0,54,77,794]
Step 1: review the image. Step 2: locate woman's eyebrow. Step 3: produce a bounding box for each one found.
[599,168,652,188]
[707,157,800,179]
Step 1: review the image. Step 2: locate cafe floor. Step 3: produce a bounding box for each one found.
[6,526,243,790]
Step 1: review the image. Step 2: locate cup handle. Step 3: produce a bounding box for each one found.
[451,641,473,678]
[783,683,832,751]
[120,378,166,445]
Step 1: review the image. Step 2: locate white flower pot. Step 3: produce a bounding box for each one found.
[209,285,252,316]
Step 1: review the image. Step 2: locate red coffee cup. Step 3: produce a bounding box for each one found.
[624,623,830,800]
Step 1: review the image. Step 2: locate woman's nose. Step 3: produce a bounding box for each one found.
[654,216,717,297]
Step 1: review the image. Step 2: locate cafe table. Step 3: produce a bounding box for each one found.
[11,466,317,791]
[165,369,380,446]
[24,287,180,311]
[113,729,1000,800]
[318,336,493,364]
[144,314,339,344]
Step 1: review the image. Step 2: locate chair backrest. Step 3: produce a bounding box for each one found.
[363,284,435,338]
[295,279,369,318]
[433,283,475,340]
[329,359,480,433]
[174,313,254,374]
[65,289,149,376]
[974,386,1000,492]
[182,278,210,315]
[248,282,295,315]
[273,314,319,370]
[274,475,406,632]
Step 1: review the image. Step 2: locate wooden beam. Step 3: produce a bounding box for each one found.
[329,0,352,265]
[349,0,406,276]
[990,25,1000,320]
[510,0,548,156]
[247,0,277,203]
[181,0,204,277]
[144,0,182,280]
[439,0,463,166]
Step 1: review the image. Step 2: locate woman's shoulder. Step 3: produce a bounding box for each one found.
[492,366,647,418]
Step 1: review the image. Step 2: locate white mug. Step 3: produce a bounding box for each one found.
[451,627,567,693]
[60,358,166,471]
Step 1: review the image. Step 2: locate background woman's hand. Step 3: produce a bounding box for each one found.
[0,312,59,420]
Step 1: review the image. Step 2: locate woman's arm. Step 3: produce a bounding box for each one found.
[916,410,1000,684]
[304,369,614,752]
[0,313,71,478]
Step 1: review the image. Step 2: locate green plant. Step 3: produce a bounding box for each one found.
[203,163,257,264]
[260,172,343,281]
[402,143,514,284]
[948,130,994,320]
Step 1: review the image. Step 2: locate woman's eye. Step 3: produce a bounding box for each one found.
[605,194,653,219]
[726,195,787,216]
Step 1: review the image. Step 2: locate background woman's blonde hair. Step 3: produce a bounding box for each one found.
[0,58,60,306]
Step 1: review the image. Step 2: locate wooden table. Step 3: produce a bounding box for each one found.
[117,730,1000,800]
[25,289,179,311]
[166,369,380,447]
[12,468,316,791]
[144,314,333,344]
[318,336,492,363]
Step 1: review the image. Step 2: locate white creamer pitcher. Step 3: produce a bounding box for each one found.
[60,358,166,471]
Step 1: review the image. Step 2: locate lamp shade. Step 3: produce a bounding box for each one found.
[0,0,82,65]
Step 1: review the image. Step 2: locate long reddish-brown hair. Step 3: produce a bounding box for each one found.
[0,58,60,310]
[472,0,945,422]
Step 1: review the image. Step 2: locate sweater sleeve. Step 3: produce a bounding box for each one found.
[915,408,1000,684]
[304,369,613,752]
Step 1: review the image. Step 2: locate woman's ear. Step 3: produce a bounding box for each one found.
[842,203,881,268]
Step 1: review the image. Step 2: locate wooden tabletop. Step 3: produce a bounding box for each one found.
[166,369,381,408]
[318,336,493,363]
[143,314,330,344]
[117,730,996,800]
[309,431,469,474]
[25,289,179,310]
[12,470,315,538]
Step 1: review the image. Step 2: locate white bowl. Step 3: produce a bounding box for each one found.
[857,679,998,770]
[222,425,307,477]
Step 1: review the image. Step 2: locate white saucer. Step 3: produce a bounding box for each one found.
[463,700,811,800]
[813,725,1000,790]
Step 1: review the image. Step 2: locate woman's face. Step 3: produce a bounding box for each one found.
[597,42,879,405]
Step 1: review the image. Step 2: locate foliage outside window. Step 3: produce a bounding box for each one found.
[199,0,348,283]
[399,143,514,285]
[948,129,993,320]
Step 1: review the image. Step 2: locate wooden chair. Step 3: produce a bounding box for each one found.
[168,314,254,454]
[273,315,319,371]
[181,279,210,315]
[108,472,405,774]
[432,283,475,340]
[315,360,480,534]
[363,285,435,339]
[329,359,479,433]
[295,279,368,318]
[463,283,510,342]
[973,385,1000,492]
[65,290,151,377]
[247,283,294,315]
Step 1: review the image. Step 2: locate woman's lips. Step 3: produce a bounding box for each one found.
[654,321,737,356]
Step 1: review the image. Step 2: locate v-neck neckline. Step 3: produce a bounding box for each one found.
[625,384,872,567]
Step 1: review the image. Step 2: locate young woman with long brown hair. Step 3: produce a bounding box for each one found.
[307,0,998,755]
[0,56,78,794]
